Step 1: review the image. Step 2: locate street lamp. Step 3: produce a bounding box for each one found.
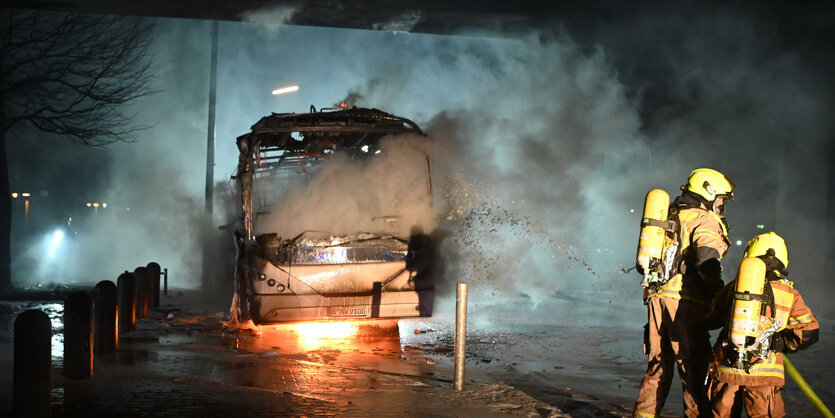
[272,84,299,95]
[87,202,106,216]
[21,193,30,231]
[11,192,31,233]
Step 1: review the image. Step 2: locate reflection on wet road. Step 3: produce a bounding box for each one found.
[0,301,65,359]
[2,296,831,417]
[0,301,458,416]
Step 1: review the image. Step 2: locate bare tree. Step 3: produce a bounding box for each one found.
[0,9,156,291]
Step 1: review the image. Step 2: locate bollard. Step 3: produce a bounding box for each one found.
[117,271,136,333]
[64,291,93,379]
[94,280,119,353]
[164,267,169,295]
[134,266,151,318]
[14,309,52,418]
[147,262,161,307]
[454,282,468,392]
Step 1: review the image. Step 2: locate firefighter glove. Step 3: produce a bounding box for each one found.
[770,333,787,353]
[635,262,645,276]
[698,258,724,294]
[771,329,801,353]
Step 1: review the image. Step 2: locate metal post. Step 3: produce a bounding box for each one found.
[164,267,168,295]
[202,20,219,290]
[134,266,150,318]
[204,20,218,217]
[13,309,51,417]
[94,280,118,353]
[454,282,468,392]
[64,291,93,379]
[147,262,161,307]
[117,272,136,333]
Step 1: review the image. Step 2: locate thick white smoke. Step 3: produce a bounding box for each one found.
[313,18,833,321]
[240,5,296,31]
[327,32,650,324]
[254,135,437,238]
[9,8,832,322]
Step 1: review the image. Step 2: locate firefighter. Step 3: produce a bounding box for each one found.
[706,232,819,417]
[634,168,734,418]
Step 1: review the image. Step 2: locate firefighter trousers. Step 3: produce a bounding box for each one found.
[634,297,710,418]
[708,380,785,418]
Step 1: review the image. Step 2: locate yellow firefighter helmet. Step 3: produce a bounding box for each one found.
[743,231,789,268]
[683,168,734,203]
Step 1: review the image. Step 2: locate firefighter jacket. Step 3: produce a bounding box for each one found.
[645,194,730,304]
[709,278,819,387]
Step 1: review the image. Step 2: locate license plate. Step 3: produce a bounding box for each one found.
[328,306,369,318]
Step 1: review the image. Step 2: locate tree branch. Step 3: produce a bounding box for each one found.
[1,10,159,145]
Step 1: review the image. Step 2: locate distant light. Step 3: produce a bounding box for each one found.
[86,202,92,207]
[11,193,18,199]
[271,85,299,95]
[21,192,30,197]
[630,209,635,213]
[102,202,107,208]
[47,230,64,258]
[756,224,764,229]
[736,240,743,246]
[374,149,381,155]
[361,145,369,153]
[126,207,130,211]
[93,202,100,208]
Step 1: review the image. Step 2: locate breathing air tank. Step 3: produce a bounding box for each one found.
[637,189,670,286]
[729,257,767,366]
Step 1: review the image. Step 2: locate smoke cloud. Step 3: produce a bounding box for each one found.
[240,5,296,28]
[322,32,649,322]
[254,135,437,238]
[7,6,832,322]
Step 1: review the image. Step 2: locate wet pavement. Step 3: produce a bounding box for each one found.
[0,290,566,417]
[2,290,832,417]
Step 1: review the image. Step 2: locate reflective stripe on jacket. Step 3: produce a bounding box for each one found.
[646,206,729,304]
[713,279,819,386]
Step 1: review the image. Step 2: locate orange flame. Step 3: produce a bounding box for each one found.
[292,321,359,348]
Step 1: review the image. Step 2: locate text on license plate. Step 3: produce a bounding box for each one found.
[328,306,368,318]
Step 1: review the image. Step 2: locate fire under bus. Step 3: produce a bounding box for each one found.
[234,106,435,324]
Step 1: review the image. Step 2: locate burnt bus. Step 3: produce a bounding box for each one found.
[233,106,435,324]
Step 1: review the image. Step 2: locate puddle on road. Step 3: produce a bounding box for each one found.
[146,319,441,401]
[3,301,443,412]
[1,301,66,358]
